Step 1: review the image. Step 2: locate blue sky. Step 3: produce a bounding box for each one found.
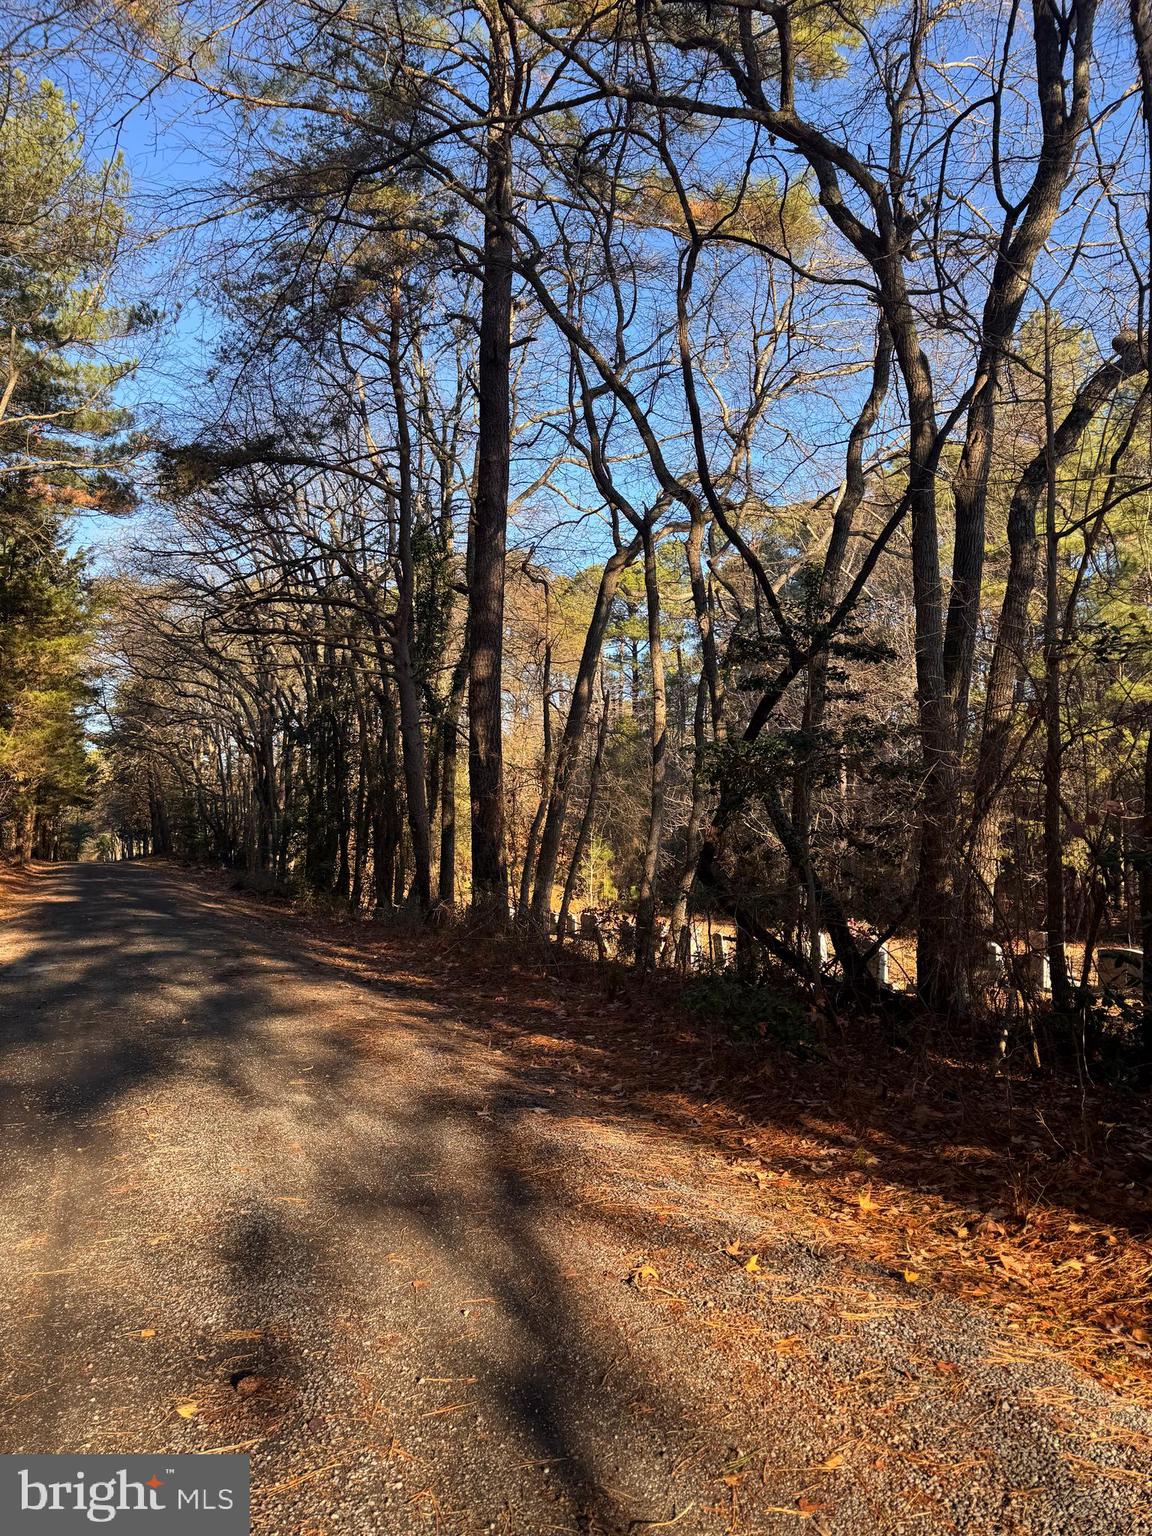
[51,46,223,562]
[48,2,1150,579]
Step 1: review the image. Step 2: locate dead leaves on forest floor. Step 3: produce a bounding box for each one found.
[179,867,1152,1407]
[0,858,34,918]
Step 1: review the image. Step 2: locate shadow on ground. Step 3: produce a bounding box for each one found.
[1,860,1150,1534]
[0,863,719,1532]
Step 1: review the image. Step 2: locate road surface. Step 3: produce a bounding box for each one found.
[0,863,1149,1534]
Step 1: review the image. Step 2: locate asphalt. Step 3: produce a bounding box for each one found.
[1,863,1150,1535]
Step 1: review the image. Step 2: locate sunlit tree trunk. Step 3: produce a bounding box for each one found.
[557,705,610,944]
[529,538,638,926]
[635,528,667,964]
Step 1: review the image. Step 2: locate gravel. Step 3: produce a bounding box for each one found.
[0,862,1149,1535]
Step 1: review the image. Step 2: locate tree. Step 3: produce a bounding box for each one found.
[0,68,142,857]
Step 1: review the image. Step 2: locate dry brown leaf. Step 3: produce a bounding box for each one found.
[997,1249,1030,1278]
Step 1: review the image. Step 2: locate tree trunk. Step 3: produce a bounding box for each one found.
[907,1,1096,1012]
[1040,331,1072,1011]
[373,687,402,909]
[967,337,1145,941]
[388,277,434,912]
[529,538,638,925]
[518,640,553,916]
[468,14,515,922]
[791,322,891,956]
[1140,722,1152,1070]
[663,515,722,961]
[20,804,36,867]
[557,706,610,943]
[635,528,668,964]
[438,646,468,909]
[664,671,711,960]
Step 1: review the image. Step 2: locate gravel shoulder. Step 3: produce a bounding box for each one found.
[1,862,1149,1535]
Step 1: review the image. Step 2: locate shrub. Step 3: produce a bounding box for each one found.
[682,973,813,1053]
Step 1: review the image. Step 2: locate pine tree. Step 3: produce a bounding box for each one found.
[0,71,144,857]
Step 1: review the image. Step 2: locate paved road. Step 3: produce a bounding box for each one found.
[1,863,1150,1535]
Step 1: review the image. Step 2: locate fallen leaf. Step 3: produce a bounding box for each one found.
[135,1329,156,1340]
[724,1240,743,1257]
[902,1269,920,1284]
[997,1249,1029,1278]
[820,1452,845,1470]
[742,1254,760,1273]
[857,1190,876,1214]
[175,1402,198,1419]
[630,1263,659,1286]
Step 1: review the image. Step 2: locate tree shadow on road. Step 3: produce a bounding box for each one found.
[3,861,1151,1532]
[0,864,732,1534]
